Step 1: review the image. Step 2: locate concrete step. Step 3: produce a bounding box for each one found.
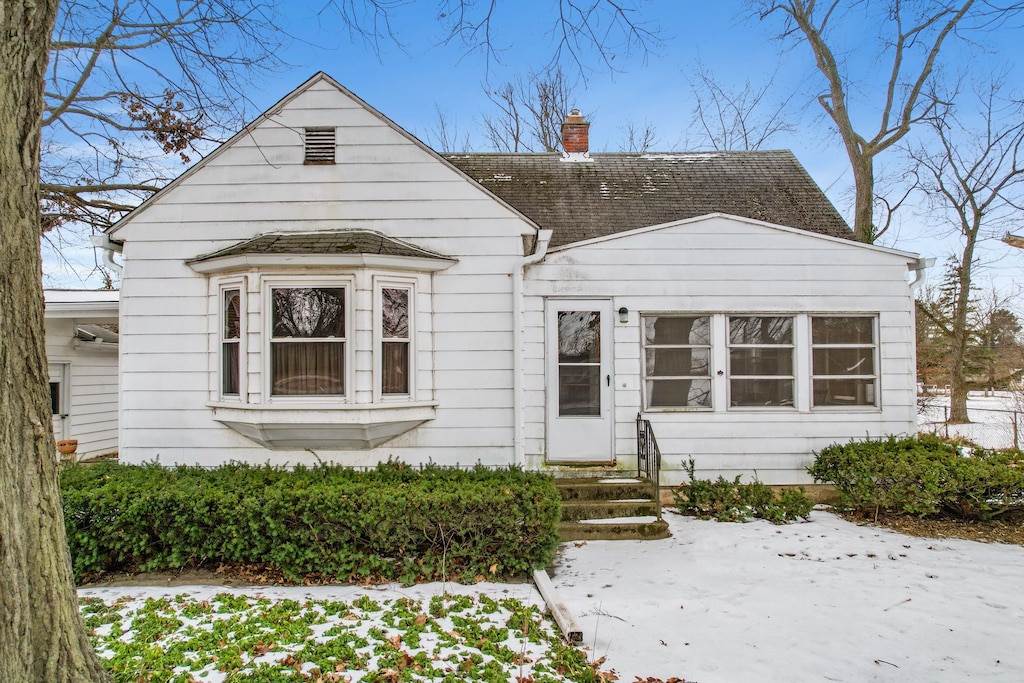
[560,498,659,522]
[555,477,657,502]
[558,518,671,542]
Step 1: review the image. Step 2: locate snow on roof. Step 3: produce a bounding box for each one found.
[44,289,120,305]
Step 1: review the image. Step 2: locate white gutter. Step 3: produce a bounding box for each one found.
[513,229,553,466]
[90,233,123,275]
[909,257,935,293]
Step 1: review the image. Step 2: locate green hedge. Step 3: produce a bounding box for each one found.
[60,461,561,584]
[809,435,1024,520]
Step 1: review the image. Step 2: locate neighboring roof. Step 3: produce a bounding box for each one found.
[189,230,453,263]
[44,289,119,319]
[444,151,852,248]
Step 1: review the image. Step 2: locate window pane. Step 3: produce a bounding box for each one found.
[222,342,239,395]
[731,379,794,407]
[645,316,710,345]
[382,341,409,394]
[645,348,710,377]
[272,288,345,338]
[382,288,409,338]
[558,311,600,363]
[813,348,874,376]
[729,317,793,345]
[271,341,345,395]
[813,378,876,406]
[50,382,61,415]
[223,289,240,339]
[558,365,600,416]
[729,348,794,376]
[646,379,712,408]
[812,317,873,344]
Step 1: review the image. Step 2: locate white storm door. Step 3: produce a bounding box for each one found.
[49,363,69,441]
[546,299,614,462]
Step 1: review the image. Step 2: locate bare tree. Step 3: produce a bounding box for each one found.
[1,1,113,680]
[482,65,579,152]
[422,105,473,152]
[686,63,796,151]
[907,81,1024,422]
[750,0,1016,243]
[320,0,660,74]
[618,119,659,153]
[42,0,285,236]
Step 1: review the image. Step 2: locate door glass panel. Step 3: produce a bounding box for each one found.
[558,366,600,416]
[558,311,600,363]
[557,310,601,416]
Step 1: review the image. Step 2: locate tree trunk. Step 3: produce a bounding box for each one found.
[948,226,981,425]
[851,154,876,243]
[0,2,113,681]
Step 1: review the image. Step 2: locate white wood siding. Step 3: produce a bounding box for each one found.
[45,318,119,458]
[115,77,528,467]
[523,216,918,485]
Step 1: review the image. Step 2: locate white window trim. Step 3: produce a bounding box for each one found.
[726,314,797,411]
[810,314,881,410]
[374,276,416,402]
[261,274,354,404]
[217,277,247,402]
[640,313,714,412]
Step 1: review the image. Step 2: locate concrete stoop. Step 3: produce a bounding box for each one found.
[555,477,670,541]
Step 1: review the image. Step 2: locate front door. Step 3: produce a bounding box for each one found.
[546,299,614,462]
[49,363,69,442]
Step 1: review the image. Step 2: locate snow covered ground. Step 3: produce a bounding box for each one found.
[919,391,1024,449]
[80,510,1024,682]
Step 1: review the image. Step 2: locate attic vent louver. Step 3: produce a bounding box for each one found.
[304,127,335,164]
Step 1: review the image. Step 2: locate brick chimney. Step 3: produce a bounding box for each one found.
[561,109,591,160]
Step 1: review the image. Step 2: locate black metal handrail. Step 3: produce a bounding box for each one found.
[636,412,662,520]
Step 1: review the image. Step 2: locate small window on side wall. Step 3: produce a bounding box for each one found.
[304,127,335,164]
[642,315,712,408]
[381,287,411,395]
[222,288,241,396]
[812,316,877,407]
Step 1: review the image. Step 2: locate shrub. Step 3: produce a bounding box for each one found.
[809,435,1024,520]
[673,460,813,523]
[60,461,561,584]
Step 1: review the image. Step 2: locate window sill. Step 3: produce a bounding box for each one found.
[208,401,437,450]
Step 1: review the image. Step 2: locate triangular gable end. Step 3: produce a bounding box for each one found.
[106,72,542,238]
[547,213,920,263]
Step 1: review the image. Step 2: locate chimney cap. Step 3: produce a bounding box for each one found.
[566,108,585,124]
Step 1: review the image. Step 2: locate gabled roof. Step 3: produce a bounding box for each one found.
[444,151,852,248]
[189,230,452,263]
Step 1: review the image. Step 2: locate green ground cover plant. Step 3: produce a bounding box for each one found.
[61,462,561,584]
[810,435,1024,519]
[79,591,612,682]
[673,459,814,523]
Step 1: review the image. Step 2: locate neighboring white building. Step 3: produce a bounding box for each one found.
[94,73,924,484]
[44,289,119,460]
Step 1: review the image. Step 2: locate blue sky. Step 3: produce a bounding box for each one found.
[44,0,1024,294]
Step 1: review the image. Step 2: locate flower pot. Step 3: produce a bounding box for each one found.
[56,439,78,455]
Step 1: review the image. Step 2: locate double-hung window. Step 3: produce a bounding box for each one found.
[380,286,412,396]
[270,286,346,396]
[728,316,795,407]
[221,287,242,397]
[811,316,877,406]
[642,315,712,408]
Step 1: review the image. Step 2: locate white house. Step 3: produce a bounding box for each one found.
[44,289,120,460]
[94,73,924,484]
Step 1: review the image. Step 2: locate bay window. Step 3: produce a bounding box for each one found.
[380,286,411,396]
[270,287,346,396]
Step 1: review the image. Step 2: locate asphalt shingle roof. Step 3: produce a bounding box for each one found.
[190,230,453,263]
[445,150,852,248]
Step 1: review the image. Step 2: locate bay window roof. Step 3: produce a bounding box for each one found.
[188,230,456,274]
